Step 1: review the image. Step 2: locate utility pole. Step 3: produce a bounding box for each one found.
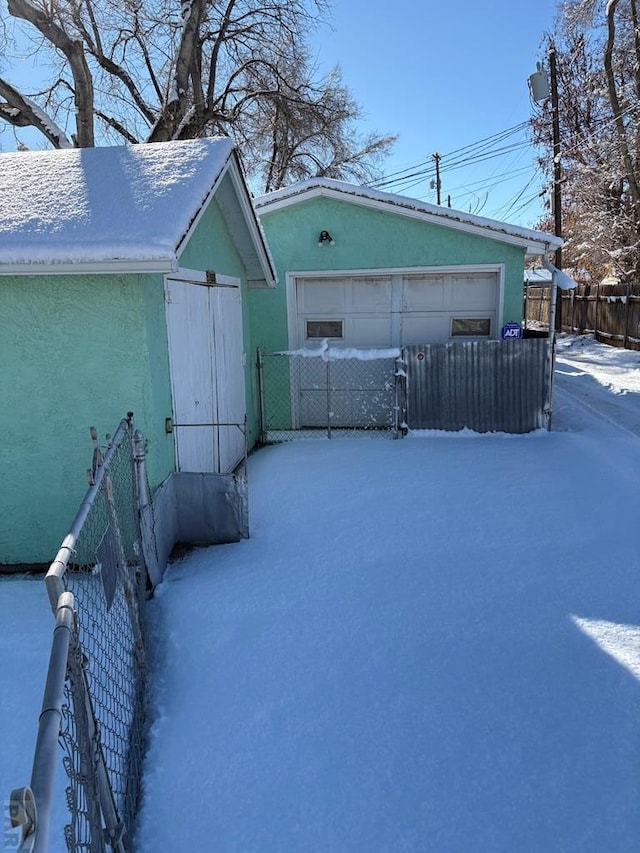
[549,41,563,330]
[432,153,442,205]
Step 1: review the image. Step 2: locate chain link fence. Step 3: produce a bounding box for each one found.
[258,347,405,442]
[258,341,551,438]
[10,415,153,853]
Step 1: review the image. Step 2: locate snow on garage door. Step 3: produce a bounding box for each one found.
[294,270,500,349]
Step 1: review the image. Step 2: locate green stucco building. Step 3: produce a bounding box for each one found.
[0,139,275,566]
[250,179,560,355]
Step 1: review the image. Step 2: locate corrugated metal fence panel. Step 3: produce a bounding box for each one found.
[404,338,549,433]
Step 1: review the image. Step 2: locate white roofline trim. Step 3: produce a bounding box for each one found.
[174,148,233,257]
[0,258,178,276]
[255,180,562,256]
[174,150,276,288]
[227,156,277,288]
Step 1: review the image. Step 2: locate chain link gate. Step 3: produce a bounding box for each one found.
[257,347,406,442]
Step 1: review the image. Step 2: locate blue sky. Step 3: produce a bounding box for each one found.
[1,0,560,228]
[310,0,560,226]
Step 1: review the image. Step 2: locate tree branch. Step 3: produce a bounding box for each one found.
[207,0,238,109]
[0,76,73,147]
[95,109,139,144]
[148,0,206,142]
[604,0,640,205]
[7,0,94,145]
[71,1,157,126]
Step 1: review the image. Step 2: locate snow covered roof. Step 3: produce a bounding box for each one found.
[524,268,553,285]
[0,139,276,286]
[255,178,562,257]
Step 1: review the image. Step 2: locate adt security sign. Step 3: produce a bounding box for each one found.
[501,323,523,340]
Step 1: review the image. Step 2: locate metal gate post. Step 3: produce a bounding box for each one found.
[394,353,407,438]
[256,349,267,445]
[20,592,75,853]
[132,427,161,588]
[544,293,557,431]
[326,357,332,439]
[623,281,631,348]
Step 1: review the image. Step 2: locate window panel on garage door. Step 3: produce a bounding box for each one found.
[349,276,392,311]
[402,275,447,310]
[451,316,493,337]
[300,314,391,348]
[297,278,346,312]
[300,316,344,345]
[450,273,497,308]
[401,313,451,345]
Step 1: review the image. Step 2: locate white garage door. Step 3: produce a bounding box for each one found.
[296,275,393,347]
[295,270,499,348]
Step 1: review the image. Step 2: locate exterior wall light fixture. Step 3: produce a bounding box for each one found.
[318,230,335,246]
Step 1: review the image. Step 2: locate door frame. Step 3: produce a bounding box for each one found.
[164,267,245,473]
[166,268,241,288]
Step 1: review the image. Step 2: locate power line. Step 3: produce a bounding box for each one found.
[366,120,531,191]
[448,164,535,203]
[374,139,532,197]
[492,166,544,220]
[452,145,532,207]
[495,186,546,222]
[533,99,638,162]
[365,99,639,218]
[362,117,549,224]
[441,140,532,175]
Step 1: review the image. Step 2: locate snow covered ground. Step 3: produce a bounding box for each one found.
[1,335,639,852]
[554,334,640,437]
[0,578,68,851]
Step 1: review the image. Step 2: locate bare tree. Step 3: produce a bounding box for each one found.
[532,0,640,281]
[0,0,395,189]
[236,53,395,192]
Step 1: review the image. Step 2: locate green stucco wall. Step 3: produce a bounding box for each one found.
[0,190,266,565]
[0,272,174,564]
[249,195,527,353]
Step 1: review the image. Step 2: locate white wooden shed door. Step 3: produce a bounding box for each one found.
[165,272,245,474]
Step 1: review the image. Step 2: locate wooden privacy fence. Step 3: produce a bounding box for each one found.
[525,282,640,350]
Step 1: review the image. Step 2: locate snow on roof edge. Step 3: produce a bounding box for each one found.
[0,138,236,268]
[254,178,562,251]
[0,138,275,286]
